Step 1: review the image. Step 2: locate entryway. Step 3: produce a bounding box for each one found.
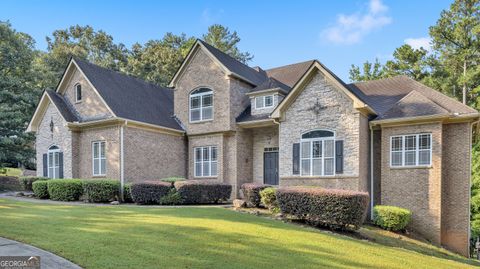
[264,147,279,185]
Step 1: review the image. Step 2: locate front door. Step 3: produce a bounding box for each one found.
[264,150,279,185]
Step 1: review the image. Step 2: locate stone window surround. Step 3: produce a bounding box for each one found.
[189,87,214,123]
[92,140,107,177]
[300,129,336,177]
[74,83,82,103]
[389,133,432,168]
[194,145,218,178]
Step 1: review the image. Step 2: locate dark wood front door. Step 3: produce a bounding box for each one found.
[264,151,279,185]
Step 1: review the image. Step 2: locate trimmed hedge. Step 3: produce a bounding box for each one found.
[260,187,278,212]
[83,179,120,203]
[241,183,271,207]
[0,176,21,191]
[175,180,232,204]
[123,183,133,203]
[130,181,171,204]
[373,205,412,231]
[18,176,48,191]
[32,180,49,199]
[276,187,369,230]
[47,179,83,201]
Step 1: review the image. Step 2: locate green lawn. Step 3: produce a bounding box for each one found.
[0,168,22,176]
[0,198,477,269]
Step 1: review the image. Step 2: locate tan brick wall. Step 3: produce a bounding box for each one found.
[63,68,112,121]
[77,126,120,179]
[278,70,362,189]
[234,129,253,196]
[380,122,443,244]
[123,127,187,183]
[252,127,279,184]
[280,177,359,189]
[441,122,471,256]
[230,78,253,129]
[372,129,382,206]
[35,103,73,178]
[358,114,370,192]
[174,49,231,134]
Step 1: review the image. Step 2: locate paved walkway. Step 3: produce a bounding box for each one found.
[0,237,82,269]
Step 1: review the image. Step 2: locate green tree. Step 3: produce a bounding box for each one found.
[42,25,128,88]
[429,0,480,105]
[0,21,40,168]
[202,24,253,63]
[383,44,430,80]
[349,59,384,82]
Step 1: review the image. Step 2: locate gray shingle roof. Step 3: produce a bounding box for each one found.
[250,77,290,93]
[236,106,271,122]
[74,58,183,130]
[347,76,477,120]
[199,40,267,86]
[46,89,79,122]
[265,60,314,88]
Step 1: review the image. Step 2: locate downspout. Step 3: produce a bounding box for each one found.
[120,122,125,201]
[370,125,375,220]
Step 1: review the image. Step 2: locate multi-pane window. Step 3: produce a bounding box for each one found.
[190,88,213,122]
[48,145,61,178]
[75,84,82,102]
[92,141,106,176]
[255,95,274,109]
[300,130,335,176]
[390,134,432,167]
[194,146,217,177]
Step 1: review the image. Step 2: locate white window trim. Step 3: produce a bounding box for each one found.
[390,133,432,168]
[189,89,214,123]
[92,141,107,176]
[254,95,274,109]
[300,130,336,177]
[74,83,82,103]
[47,146,61,179]
[194,146,218,178]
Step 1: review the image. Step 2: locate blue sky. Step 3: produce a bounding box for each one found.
[1,0,451,82]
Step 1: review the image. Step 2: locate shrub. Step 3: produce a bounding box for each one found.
[260,187,278,212]
[276,187,369,230]
[241,183,271,207]
[130,181,171,204]
[159,188,184,205]
[18,176,48,191]
[174,180,232,204]
[123,183,133,203]
[32,180,49,199]
[82,179,120,203]
[373,205,412,231]
[47,179,83,201]
[160,177,186,187]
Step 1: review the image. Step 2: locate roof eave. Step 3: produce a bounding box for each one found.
[370,112,480,126]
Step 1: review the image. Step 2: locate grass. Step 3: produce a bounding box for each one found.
[0,198,477,269]
[0,168,22,177]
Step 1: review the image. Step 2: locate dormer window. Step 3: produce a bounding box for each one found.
[75,84,82,102]
[255,95,274,109]
[190,88,213,122]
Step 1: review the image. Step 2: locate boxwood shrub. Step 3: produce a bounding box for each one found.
[32,180,49,199]
[47,179,83,201]
[159,188,183,205]
[241,183,271,207]
[276,187,369,230]
[260,187,278,212]
[123,183,133,203]
[175,180,232,204]
[130,181,171,204]
[373,205,412,231]
[18,176,48,191]
[83,179,120,203]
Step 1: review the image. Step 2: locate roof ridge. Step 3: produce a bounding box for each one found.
[198,39,259,73]
[265,60,315,72]
[349,75,408,85]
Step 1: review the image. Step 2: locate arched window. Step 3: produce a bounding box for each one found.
[190,88,213,122]
[75,83,82,102]
[48,145,61,178]
[300,130,335,176]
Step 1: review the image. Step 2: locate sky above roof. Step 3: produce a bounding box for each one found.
[1,0,451,82]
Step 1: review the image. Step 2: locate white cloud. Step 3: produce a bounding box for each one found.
[321,0,392,45]
[201,8,224,24]
[404,37,432,51]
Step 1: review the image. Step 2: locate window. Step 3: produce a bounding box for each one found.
[190,88,213,122]
[300,130,335,176]
[75,84,82,102]
[194,146,217,177]
[48,145,61,178]
[92,141,106,176]
[390,133,432,167]
[255,95,274,109]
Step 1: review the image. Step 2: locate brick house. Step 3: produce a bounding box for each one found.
[27,39,479,256]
